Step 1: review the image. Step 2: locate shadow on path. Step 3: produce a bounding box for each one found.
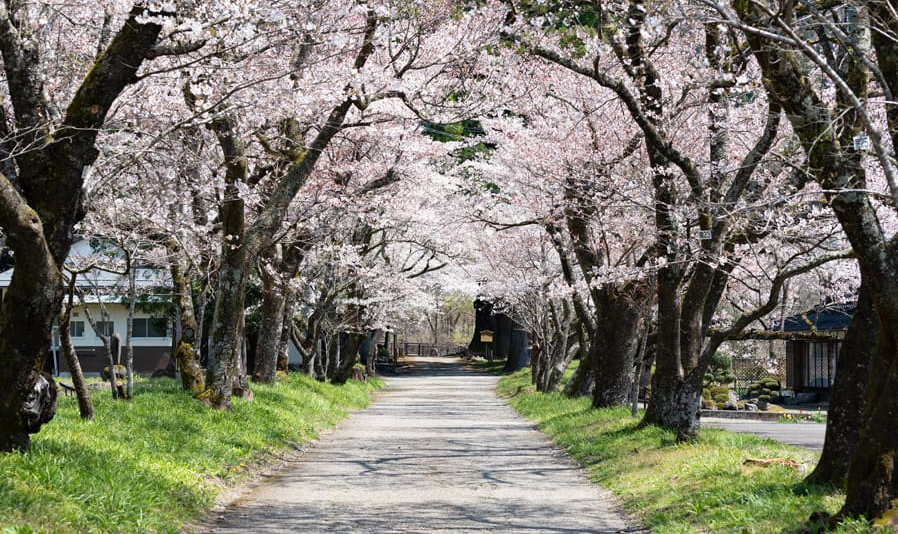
[206,356,640,534]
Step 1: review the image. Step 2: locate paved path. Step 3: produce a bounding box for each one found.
[701,417,826,450]
[205,357,639,534]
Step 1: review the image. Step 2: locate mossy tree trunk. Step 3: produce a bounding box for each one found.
[560,175,651,408]
[253,250,287,384]
[254,244,305,383]
[734,1,898,521]
[167,238,204,393]
[200,8,380,403]
[0,5,165,451]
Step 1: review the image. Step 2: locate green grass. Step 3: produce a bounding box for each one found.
[497,369,874,534]
[468,357,508,374]
[0,374,382,534]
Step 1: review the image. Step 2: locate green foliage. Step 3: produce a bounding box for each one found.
[496,370,868,534]
[421,119,493,164]
[704,351,736,387]
[0,375,382,534]
[709,385,731,407]
[747,378,781,401]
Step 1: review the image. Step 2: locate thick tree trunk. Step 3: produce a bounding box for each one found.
[840,320,898,521]
[331,332,364,384]
[641,372,703,439]
[168,241,204,393]
[806,282,877,486]
[503,326,530,372]
[203,198,247,409]
[591,285,647,408]
[640,262,702,440]
[734,4,898,520]
[468,299,493,354]
[253,260,285,383]
[0,7,164,449]
[493,314,513,361]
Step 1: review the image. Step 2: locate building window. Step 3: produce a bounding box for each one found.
[96,321,114,337]
[70,321,85,337]
[804,342,832,388]
[133,317,167,338]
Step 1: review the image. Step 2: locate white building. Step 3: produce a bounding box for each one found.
[0,238,174,377]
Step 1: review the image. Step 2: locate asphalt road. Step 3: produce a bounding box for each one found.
[701,417,827,450]
[204,356,641,534]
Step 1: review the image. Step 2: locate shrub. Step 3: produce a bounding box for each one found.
[746,378,781,401]
[704,351,736,387]
[710,385,731,406]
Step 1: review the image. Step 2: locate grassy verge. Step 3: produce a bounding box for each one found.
[0,374,382,534]
[497,369,873,534]
[468,358,507,374]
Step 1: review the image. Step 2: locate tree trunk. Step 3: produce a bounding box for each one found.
[125,265,136,400]
[331,332,364,384]
[503,326,530,372]
[58,278,93,421]
[806,282,877,486]
[0,7,164,449]
[253,258,285,383]
[546,342,577,394]
[468,299,493,354]
[169,250,204,393]
[640,267,712,441]
[313,334,328,381]
[733,4,898,520]
[591,285,647,408]
[203,197,247,409]
[276,289,298,373]
[839,319,898,521]
[641,370,703,440]
[232,312,252,400]
[565,347,595,398]
[493,314,513,361]
[531,342,543,386]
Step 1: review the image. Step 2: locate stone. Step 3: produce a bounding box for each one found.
[757,400,769,411]
[723,400,739,410]
[744,402,758,411]
[727,390,739,404]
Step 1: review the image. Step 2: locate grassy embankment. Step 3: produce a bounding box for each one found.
[0,374,382,534]
[496,367,875,534]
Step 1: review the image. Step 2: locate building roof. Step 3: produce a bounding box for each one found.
[0,238,171,291]
[782,302,855,332]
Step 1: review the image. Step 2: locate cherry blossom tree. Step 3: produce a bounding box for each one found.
[0,0,200,451]
[710,0,898,523]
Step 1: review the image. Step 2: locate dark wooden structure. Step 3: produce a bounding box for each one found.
[783,303,853,395]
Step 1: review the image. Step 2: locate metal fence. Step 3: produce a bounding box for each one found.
[400,343,467,357]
